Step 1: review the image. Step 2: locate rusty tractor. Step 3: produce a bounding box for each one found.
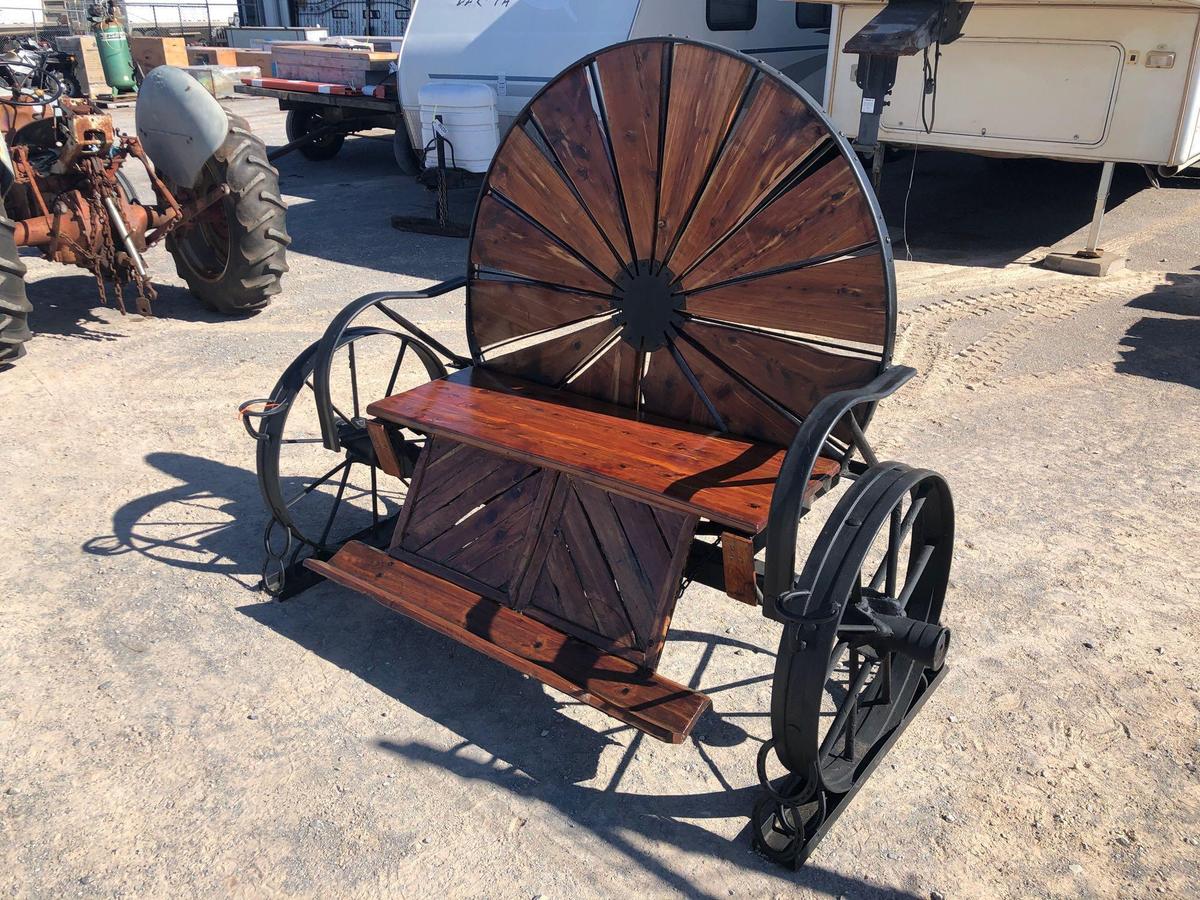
[0,63,290,365]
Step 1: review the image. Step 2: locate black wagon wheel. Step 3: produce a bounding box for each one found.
[463,37,894,445]
[755,463,953,857]
[286,107,345,161]
[246,326,446,569]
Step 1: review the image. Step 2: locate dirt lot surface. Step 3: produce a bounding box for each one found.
[2,98,1198,899]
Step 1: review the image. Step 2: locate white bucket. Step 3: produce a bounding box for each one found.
[418,81,499,174]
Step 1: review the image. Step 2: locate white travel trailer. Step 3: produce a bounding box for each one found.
[396,0,835,167]
[811,0,1200,267]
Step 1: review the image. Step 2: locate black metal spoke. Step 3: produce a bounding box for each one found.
[348,341,360,419]
[318,463,353,546]
[897,544,935,612]
[818,651,875,762]
[384,342,408,398]
[370,463,379,526]
[665,337,728,432]
[304,378,353,427]
[279,437,325,445]
[869,494,926,593]
[286,459,351,508]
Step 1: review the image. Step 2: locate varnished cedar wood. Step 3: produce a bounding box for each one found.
[387,435,696,669]
[721,532,759,606]
[464,39,887,452]
[309,541,711,743]
[368,368,841,535]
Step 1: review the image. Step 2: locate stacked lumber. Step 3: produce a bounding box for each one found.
[270,43,397,91]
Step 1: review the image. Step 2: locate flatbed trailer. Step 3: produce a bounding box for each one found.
[233,80,417,173]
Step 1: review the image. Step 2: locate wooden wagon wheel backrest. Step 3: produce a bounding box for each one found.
[466,38,895,447]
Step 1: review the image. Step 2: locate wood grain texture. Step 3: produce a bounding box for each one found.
[595,42,663,263]
[668,335,797,447]
[368,368,842,534]
[516,475,697,667]
[667,77,827,277]
[489,126,625,275]
[677,319,882,427]
[530,65,632,267]
[682,161,877,291]
[564,338,640,407]
[309,541,711,743]
[470,194,613,294]
[657,44,753,258]
[721,531,758,606]
[469,278,612,351]
[483,318,619,388]
[638,348,718,432]
[367,420,404,479]
[682,253,889,346]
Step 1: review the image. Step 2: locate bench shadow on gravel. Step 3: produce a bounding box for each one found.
[240,584,915,898]
[1117,273,1200,390]
[83,451,273,588]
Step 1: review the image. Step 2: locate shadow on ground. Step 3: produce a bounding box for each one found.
[270,133,475,280]
[878,153,1195,267]
[1117,273,1200,389]
[82,452,267,587]
[23,272,233,340]
[240,578,915,899]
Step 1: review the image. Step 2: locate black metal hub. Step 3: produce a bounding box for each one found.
[611,263,684,352]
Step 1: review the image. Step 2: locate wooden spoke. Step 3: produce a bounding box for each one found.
[466,38,893,446]
[682,252,889,346]
[483,318,621,388]
[530,65,634,268]
[681,161,880,291]
[594,41,665,265]
[565,336,640,407]
[470,278,614,351]
[489,126,627,275]
[470,194,615,295]
[667,334,799,446]
[665,77,828,278]
[657,44,754,264]
[676,319,881,426]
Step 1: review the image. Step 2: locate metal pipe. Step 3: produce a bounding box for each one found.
[103,195,148,278]
[1083,161,1116,258]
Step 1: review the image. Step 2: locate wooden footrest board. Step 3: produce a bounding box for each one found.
[307,541,711,743]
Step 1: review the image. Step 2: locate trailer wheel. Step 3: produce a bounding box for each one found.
[393,127,419,175]
[167,113,290,315]
[0,195,31,366]
[286,108,345,161]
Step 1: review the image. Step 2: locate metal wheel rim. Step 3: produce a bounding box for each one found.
[256,327,443,553]
[771,464,954,795]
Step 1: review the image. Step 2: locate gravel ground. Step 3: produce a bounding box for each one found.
[1,97,1197,899]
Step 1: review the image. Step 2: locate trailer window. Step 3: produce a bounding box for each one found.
[707,0,757,32]
[795,4,832,30]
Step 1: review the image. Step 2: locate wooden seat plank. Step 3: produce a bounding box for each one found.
[367,368,841,534]
[308,541,711,743]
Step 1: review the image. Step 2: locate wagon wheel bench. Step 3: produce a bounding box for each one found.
[242,38,955,868]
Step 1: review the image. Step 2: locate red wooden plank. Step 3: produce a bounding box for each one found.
[368,368,842,534]
[309,541,711,743]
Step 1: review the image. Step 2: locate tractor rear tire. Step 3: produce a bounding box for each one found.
[167,113,290,315]
[0,196,30,366]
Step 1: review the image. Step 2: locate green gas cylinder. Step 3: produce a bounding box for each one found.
[90,2,137,94]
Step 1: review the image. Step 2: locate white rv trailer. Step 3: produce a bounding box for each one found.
[809,0,1200,265]
[396,0,835,165]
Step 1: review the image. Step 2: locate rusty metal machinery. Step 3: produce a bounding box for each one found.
[0,61,289,366]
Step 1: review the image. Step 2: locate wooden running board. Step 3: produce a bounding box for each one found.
[307,542,711,743]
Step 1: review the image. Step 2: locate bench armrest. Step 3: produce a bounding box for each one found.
[314,277,471,450]
[762,365,916,600]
